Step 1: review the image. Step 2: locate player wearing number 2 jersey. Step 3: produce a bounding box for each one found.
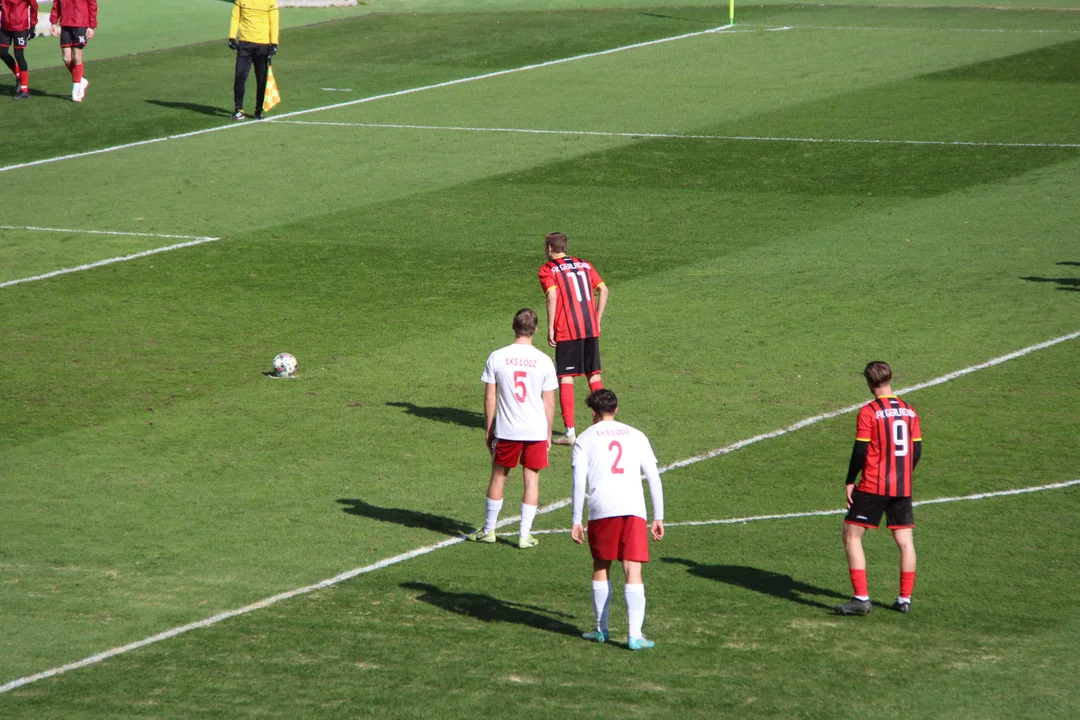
[467,308,558,549]
[836,361,923,617]
[538,232,608,446]
[571,389,664,650]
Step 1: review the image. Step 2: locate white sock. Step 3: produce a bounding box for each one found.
[625,583,646,639]
[592,580,611,631]
[483,497,503,533]
[565,427,575,436]
[855,595,870,602]
[898,596,911,604]
[519,503,538,539]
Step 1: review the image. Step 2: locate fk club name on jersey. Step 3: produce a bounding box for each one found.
[505,357,539,368]
[551,261,594,273]
[595,428,630,437]
[875,407,917,420]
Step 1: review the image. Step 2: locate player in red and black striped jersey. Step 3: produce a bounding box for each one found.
[0,0,38,99]
[538,232,609,445]
[836,361,922,616]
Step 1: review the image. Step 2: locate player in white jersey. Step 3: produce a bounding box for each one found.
[467,308,558,549]
[571,389,664,650]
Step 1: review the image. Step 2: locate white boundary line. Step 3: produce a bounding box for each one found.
[1,329,1076,694]
[269,120,1080,150]
[0,236,222,290]
[0,24,732,176]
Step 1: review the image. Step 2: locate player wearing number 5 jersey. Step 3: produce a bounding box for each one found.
[467,308,558,549]
[572,389,664,650]
[836,361,923,617]
[538,232,608,446]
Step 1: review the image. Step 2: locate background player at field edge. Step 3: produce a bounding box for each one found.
[0,0,38,98]
[49,0,95,102]
[468,308,557,548]
[229,0,279,120]
[837,361,922,616]
[571,389,664,647]
[538,232,609,444]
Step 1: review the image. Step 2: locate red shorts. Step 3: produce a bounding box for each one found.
[587,515,649,562]
[492,439,548,470]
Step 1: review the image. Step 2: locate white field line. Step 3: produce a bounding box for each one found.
[1,329,1076,694]
[0,232,222,290]
[0,24,732,176]
[269,120,1080,150]
[516,479,1080,535]
[743,24,1080,35]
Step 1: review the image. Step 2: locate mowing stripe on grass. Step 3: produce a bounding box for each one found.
[1,330,1076,694]
[0,23,732,176]
[269,120,1080,150]
[0,236,222,290]
[519,479,1080,535]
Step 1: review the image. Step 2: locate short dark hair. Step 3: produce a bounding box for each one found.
[513,308,538,337]
[545,232,568,254]
[863,361,892,388]
[586,388,618,416]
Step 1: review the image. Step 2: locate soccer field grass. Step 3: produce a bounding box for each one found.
[1,3,1078,717]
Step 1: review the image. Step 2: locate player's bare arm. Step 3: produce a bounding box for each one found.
[571,523,586,544]
[594,282,609,333]
[545,287,558,347]
[650,519,664,541]
[543,389,555,449]
[483,382,497,451]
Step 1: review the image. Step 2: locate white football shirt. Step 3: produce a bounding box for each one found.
[481,343,558,441]
[571,420,664,524]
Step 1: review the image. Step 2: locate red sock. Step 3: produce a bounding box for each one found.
[849,569,868,598]
[73,63,84,83]
[559,383,575,430]
[18,70,28,90]
[588,376,603,393]
[899,571,915,599]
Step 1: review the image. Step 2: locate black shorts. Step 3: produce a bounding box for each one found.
[845,490,914,530]
[60,27,90,49]
[555,337,601,377]
[0,29,31,49]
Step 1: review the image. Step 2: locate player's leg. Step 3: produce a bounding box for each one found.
[469,461,510,542]
[891,527,916,612]
[517,465,540,549]
[552,340,582,444]
[835,522,873,615]
[584,558,612,641]
[13,42,29,98]
[0,40,16,80]
[251,48,269,120]
[233,45,254,118]
[584,337,603,395]
[620,517,654,649]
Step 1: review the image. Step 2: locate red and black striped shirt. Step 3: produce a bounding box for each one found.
[538,256,605,342]
[855,396,922,497]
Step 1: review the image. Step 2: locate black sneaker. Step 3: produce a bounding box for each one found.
[835,598,872,616]
[14,89,30,100]
[231,110,245,121]
[254,110,264,120]
[892,600,911,614]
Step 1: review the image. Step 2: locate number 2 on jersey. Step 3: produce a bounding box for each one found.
[609,440,625,474]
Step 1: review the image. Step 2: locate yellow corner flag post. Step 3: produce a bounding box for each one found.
[264,65,281,113]
[729,0,735,24]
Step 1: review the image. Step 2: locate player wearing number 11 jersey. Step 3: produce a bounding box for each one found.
[837,361,923,617]
[571,389,664,649]
[467,308,558,549]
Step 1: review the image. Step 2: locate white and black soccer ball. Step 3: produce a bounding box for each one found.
[272,352,297,377]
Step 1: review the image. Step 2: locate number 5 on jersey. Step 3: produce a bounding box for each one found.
[513,371,527,402]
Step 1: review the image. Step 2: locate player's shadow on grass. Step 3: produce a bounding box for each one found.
[2,81,70,101]
[1020,274,1080,292]
[337,498,473,537]
[402,582,580,637]
[386,401,485,430]
[146,100,235,118]
[663,558,848,611]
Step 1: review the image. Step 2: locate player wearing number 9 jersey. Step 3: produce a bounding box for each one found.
[571,389,664,649]
[837,361,923,617]
[467,308,558,550]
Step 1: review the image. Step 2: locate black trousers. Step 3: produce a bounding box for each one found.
[234,41,271,112]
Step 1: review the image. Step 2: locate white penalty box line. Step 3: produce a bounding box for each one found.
[270,120,1080,150]
[0,23,733,176]
[1,328,1077,695]
[0,226,221,290]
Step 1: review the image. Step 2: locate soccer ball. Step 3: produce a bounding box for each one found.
[272,352,297,377]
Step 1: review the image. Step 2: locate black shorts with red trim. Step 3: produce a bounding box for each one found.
[845,490,914,530]
[60,27,90,49]
[555,337,601,377]
[0,29,31,49]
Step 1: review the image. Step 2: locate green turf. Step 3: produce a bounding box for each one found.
[1,3,1078,716]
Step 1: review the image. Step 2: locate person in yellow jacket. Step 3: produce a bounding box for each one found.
[228,0,278,120]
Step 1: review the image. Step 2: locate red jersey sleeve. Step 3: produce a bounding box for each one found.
[30,0,39,27]
[49,0,58,25]
[588,264,604,289]
[87,0,96,28]
[911,409,922,441]
[538,264,556,293]
[855,404,874,442]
